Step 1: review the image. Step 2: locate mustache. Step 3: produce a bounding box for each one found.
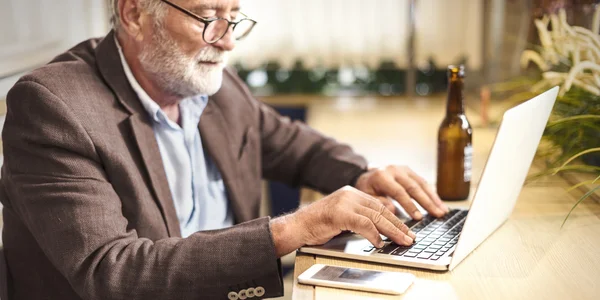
[195,47,228,64]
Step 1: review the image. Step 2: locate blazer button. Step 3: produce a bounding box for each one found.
[246,288,255,298]
[228,291,239,300]
[238,289,247,300]
[255,286,265,297]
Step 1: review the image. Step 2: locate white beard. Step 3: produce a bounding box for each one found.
[138,25,229,98]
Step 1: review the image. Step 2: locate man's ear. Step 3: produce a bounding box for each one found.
[119,0,146,41]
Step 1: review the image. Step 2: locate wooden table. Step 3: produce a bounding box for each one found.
[290,96,600,300]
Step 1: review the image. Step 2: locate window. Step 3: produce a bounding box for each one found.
[0,0,109,98]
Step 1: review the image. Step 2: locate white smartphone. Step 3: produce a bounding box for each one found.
[297,264,415,295]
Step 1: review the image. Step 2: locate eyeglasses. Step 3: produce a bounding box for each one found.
[160,0,257,44]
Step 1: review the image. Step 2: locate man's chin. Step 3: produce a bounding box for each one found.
[204,84,222,96]
[178,67,224,97]
[200,75,224,96]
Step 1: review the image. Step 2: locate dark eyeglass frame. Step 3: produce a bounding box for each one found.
[160,0,257,44]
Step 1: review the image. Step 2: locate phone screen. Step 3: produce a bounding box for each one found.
[312,265,398,287]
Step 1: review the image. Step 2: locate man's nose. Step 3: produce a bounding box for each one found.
[212,27,235,51]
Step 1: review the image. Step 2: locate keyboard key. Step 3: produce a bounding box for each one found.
[431,254,443,260]
[378,243,399,254]
[403,252,418,258]
[404,219,420,228]
[391,248,410,256]
[412,226,425,232]
[437,225,452,231]
[417,252,434,259]
[423,248,438,253]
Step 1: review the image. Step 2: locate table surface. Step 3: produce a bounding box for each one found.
[289,96,600,300]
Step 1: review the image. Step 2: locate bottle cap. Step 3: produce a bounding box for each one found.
[447,65,465,78]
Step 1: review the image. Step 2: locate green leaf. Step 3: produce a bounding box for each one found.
[566,177,600,192]
[561,184,600,228]
[553,148,600,175]
[527,165,600,183]
[546,115,600,127]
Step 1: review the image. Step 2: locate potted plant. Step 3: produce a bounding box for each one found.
[517,6,600,224]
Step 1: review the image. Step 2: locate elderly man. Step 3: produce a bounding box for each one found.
[0,0,448,299]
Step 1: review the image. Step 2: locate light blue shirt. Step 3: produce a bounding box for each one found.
[116,40,233,237]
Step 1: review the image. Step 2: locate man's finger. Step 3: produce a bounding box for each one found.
[355,205,413,246]
[355,195,415,239]
[371,173,422,220]
[407,170,449,213]
[395,174,445,218]
[347,215,385,248]
[375,196,396,214]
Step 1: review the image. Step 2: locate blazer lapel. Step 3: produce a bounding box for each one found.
[95,31,181,237]
[128,115,182,237]
[200,100,251,223]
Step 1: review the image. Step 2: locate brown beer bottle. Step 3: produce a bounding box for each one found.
[436,65,473,200]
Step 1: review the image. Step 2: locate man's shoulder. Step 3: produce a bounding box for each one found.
[10,36,111,106]
[20,37,102,87]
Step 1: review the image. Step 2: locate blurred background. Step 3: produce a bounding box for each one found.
[1,1,599,299]
[2,1,598,100]
[0,0,484,96]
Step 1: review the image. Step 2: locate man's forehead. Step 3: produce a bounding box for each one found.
[181,0,240,11]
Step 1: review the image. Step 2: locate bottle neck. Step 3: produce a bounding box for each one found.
[446,79,464,115]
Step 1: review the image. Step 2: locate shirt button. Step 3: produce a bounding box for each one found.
[238,289,247,300]
[255,286,265,297]
[246,287,255,298]
[227,291,239,300]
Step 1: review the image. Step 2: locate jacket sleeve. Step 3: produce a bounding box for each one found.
[1,80,283,300]
[258,102,369,193]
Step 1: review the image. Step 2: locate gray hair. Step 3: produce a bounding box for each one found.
[110,0,167,30]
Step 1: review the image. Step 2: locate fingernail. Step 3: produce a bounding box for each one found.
[378,241,385,248]
[413,211,422,220]
[444,205,450,213]
[408,230,416,239]
[404,235,414,245]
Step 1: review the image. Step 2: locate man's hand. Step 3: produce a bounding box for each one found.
[270,186,416,257]
[355,166,449,220]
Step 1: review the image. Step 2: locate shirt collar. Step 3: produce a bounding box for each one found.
[114,37,208,124]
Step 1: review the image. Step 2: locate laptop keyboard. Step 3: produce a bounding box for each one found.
[364,209,468,261]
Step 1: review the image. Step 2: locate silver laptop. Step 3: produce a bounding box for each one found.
[298,87,559,271]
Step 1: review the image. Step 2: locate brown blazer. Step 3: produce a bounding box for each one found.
[0,31,367,299]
